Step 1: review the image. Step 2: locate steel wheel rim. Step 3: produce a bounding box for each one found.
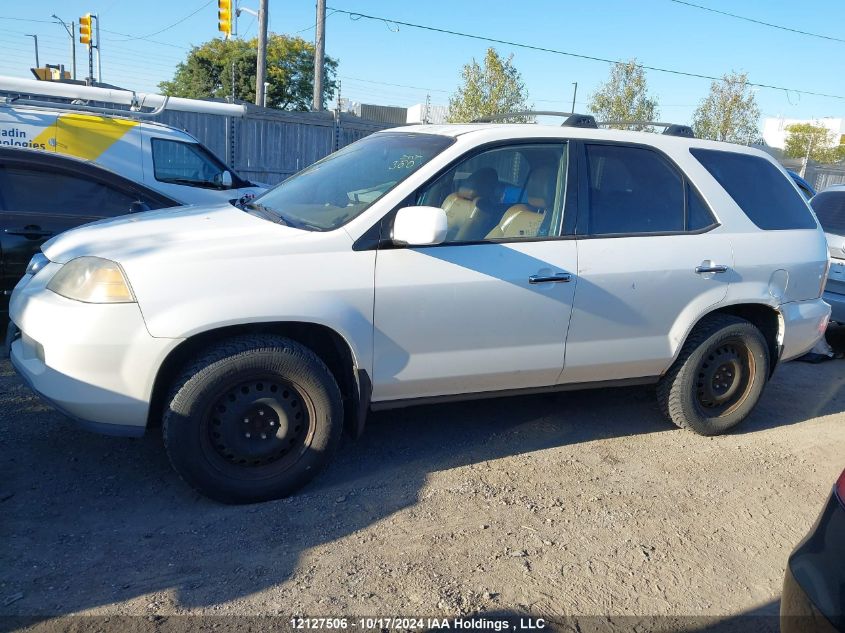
[201,374,316,471]
[695,338,756,418]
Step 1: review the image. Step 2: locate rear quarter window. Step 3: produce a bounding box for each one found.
[810,191,845,236]
[690,148,817,230]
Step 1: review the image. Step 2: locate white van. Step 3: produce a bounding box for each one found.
[0,76,266,205]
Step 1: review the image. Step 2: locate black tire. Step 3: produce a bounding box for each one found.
[163,335,343,504]
[656,314,769,436]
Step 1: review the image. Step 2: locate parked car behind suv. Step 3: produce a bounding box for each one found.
[7,122,831,503]
[0,146,178,319]
[810,185,845,323]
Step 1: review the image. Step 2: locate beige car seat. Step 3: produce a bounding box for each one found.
[486,166,555,239]
[441,168,498,240]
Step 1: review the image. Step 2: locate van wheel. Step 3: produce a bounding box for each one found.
[656,315,769,436]
[163,335,343,504]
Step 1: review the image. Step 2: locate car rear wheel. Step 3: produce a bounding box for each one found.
[163,335,343,503]
[656,314,770,435]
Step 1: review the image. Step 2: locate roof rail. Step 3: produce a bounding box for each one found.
[471,110,597,128]
[0,75,247,118]
[598,120,696,138]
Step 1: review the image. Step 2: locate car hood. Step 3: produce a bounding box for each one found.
[42,203,307,264]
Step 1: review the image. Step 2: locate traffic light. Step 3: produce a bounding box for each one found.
[79,14,92,45]
[218,0,233,37]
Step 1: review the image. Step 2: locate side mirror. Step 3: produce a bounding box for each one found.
[217,170,234,188]
[392,206,448,246]
[129,200,151,213]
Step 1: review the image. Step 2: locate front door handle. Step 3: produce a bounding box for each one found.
[529,273,572,284]
[5,226,54,238]
[695,264,729,274]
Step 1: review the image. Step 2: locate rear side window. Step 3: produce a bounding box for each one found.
[690,148,816,230]
[0,166,153,216]
[585,144,693,234]
[810,191,845,236]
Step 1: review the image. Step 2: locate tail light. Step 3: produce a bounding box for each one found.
[836,468,845,507]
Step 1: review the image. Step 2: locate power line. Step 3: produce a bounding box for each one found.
[327,7,845,101]
[109,0,213,42]
[667,0,845,45]
[339,74,451,94]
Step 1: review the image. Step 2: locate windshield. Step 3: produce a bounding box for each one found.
[248,132,454,231]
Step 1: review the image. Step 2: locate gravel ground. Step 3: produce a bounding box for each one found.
[1,332,844,631]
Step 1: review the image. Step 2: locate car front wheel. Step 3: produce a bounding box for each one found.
[163,335,343,503]
[657,314,770,435]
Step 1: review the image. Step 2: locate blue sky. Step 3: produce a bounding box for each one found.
[1,0,844,125]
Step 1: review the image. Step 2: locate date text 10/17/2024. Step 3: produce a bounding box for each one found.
[290,617,548,631]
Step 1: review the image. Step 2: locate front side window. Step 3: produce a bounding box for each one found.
[248,132,454,231]
[0,166,144,216]
[810,191,845,236]
[585,144,687,235]
[151,139,233,189]
[691,148,817,230]
[416,143,569,242]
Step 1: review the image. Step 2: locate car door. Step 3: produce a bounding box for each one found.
[371,141,579,402]
[559,141,733,384]
[0,160,174,311]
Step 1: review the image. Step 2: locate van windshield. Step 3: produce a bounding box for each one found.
[246,132,454,231]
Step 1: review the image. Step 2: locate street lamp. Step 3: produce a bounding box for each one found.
[51,14,77,80]
[25,34,39,68]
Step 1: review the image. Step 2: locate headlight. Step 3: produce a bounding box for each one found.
[25,252,50,276]
[47,257,135,303]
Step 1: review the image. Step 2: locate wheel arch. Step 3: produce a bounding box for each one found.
[672,302,782,377]
[146,321,370,438]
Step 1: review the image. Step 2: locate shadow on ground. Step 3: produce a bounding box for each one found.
[0,349,843,619]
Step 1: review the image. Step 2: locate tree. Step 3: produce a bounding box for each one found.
[588,59,659,130]
[447,48,531,123]
[159,34,337,110]
[692,71,760,144]
[784,123,845,164]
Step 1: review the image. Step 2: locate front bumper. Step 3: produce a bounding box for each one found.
[780,298,832,362]
[8,268,182,435]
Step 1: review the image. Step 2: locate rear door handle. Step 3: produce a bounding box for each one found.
[529,273,573,284]
[5,227,54,238]
[695,264,729,274]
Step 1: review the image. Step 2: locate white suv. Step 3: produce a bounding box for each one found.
[7,120,831,503]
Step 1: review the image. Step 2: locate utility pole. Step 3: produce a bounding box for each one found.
[255,0,268,106]
[51,15,76,80]
[800,135,814,179]
[25,35,39,68]
[571,82,578,113]
[313,0,326,111]
[94,14,102,84]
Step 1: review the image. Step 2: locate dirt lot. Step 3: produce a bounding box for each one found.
[1,335,844,631]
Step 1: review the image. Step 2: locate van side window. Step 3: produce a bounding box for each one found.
[151,139,229,188]
[691,148,817,230]
[585,144,685,235]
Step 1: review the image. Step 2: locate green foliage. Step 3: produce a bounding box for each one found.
[784,123,845,164]
[588,59,659,130]
[447,48,531,123]
[692,72,760,144]
[159,34,337,110]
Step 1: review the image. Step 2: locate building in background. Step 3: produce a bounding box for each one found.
[337,100,448,125]
[763,116,845,150]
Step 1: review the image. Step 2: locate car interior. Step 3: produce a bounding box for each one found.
[418,145,567,242]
